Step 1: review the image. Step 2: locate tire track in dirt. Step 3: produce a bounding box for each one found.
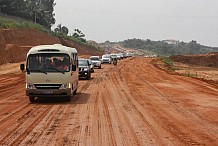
[0,74,77,145]
[107,74,150,145]
[0,104,53,145]
[28,104,72,146]
[74,65,116,146]
[123,73,201,145]
[10,105,60,146]
[119,57,218,145]
[0,73,24,87]
[109,67,171,145]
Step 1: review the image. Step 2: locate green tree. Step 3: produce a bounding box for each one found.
[0,0,56,29]
[54,23,68,35]
[72,29,86,42]
[61,26,68,35]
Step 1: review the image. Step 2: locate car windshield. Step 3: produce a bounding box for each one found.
[90,57,99,61]
[78,60,88,66]
[27,53,70,72]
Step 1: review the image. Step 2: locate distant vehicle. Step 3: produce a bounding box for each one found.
[20,44,79,102]
[88,59,94,73]
[126,53,132,57]
[102,54,112,64]
[111,54,118,65]
[116,54,121,60]
[119,53,124,59]
[111,54,118,59]
[78,58,91,80]
[89,56,101,69]
[122,53,127,58]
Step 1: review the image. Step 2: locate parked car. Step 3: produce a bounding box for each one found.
[101,54,112,64]
[88,59,94,73]
[78,58,91,79]
[89,56,101,69]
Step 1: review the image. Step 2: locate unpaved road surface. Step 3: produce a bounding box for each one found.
[0,57,218,146]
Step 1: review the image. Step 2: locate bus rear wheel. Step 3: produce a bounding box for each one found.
[66,95,72,101]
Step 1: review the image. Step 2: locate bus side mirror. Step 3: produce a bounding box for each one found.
[20,64,25,71]
[72,65,76,71]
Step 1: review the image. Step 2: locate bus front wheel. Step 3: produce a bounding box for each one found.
[29,96,35,103]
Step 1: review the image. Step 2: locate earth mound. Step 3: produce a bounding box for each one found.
[170,53,218,67]
[0,28,103,65]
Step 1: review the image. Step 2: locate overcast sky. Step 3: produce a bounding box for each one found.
[53,0,218,47]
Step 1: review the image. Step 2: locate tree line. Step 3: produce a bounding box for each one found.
[0,0,55,29]
[54,24,86,43]
[120,38,218,56]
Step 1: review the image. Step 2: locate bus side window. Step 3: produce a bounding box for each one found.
[72,53,78,66]
[71,53,75,65]
[75,54,78,66]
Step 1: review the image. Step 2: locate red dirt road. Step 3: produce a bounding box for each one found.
[0,57,217,146]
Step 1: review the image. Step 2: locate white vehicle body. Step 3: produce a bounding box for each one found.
[101,54,112,64]
[110,54,118,59]
[89,56,102,68]
[20,44,79,102]
[116,54,121,60]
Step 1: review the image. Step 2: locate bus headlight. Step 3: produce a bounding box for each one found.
[60,83,71,89]
[26,83,36,89]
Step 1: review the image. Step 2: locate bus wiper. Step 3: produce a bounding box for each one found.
[47,68,65,74]
[29,69,47,74]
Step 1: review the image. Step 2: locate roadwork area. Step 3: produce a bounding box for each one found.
[0,57,217,146]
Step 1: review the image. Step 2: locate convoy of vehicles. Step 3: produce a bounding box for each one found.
[20,44,131,103]
[20,44,79,102]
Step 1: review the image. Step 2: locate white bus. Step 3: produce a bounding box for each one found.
[20,44,78,102]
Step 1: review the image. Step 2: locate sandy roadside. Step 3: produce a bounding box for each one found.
[0,61,25,75]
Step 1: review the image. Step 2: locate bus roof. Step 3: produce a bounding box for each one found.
[27,44,77,55]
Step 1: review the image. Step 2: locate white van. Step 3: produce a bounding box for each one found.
[20,44,78,102]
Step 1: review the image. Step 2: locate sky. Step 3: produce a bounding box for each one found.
[53,0,218,47]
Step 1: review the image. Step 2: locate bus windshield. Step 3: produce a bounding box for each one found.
[27,53,70,72]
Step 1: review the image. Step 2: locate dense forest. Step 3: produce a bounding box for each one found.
[119,38,218,56]
[0,0,55,29]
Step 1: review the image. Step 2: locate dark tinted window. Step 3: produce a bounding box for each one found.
[27,53,70,72]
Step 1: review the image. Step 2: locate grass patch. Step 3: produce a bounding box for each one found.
[162,57,173,66]
[161,57,179,71]
[183,71,198,78]
[0,16,49,33]
[171,66,179,71]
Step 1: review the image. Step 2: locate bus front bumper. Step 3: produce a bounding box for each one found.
[26,89,72,97]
